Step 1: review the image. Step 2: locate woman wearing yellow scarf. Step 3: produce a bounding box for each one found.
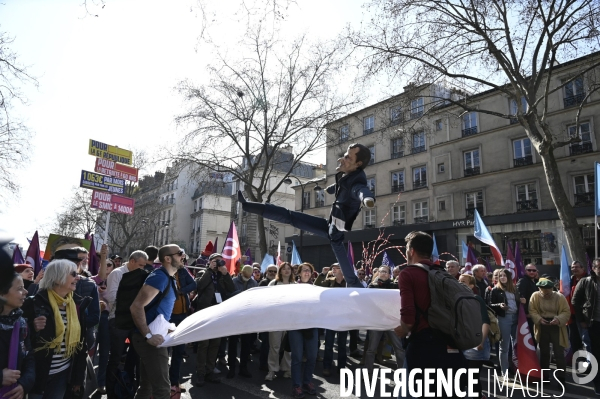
[22,259,93,399]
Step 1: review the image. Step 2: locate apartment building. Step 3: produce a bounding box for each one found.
[289,53,599,270]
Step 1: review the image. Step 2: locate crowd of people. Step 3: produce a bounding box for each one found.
[2,232,600,399]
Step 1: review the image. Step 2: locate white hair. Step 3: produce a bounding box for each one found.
[472,264,486,272]
[39,259,77,291]
[446,260,459,268]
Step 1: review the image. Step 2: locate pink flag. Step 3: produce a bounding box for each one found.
[26,231,42,277]
[505,241,518,284]
[464,246,478,275]
[221,222,241,275]
[276,241,282,266]
[516,305,541,377]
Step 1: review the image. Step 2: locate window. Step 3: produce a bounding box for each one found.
[367,177,376,195]
[390,106,403,125]
[438,163,445,173]
[462,112,478,136]
[513,138,533,167]
[410,98,424,119]
[510,97,528,124]
[564,76,585,108]
[568,122,593,156]
[391,171,404,193]
[438,200,446,211]
[391,138,404,158]
[170,193,175,204]
[464,149,480,176]
[516,183,538,211]
[392,204,406,225]
[412,131,426,154]
[466,191,483,217]
[302,191,311,209]
[364,208,376,228]
[414,201,428,223]
[413,166,427,189]
[435,119,443,131]
[368,145,375,165]
[167,209,171,223]
[340,124,349,143]
[315,189,325,207]
[241,223,247,237]
[363,115,375,135]
[574,174,595,205]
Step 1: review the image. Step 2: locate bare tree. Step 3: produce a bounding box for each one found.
[0,31,38,202]
[175,25,359,257]
[50,188,103,238]
[350,0,600,263]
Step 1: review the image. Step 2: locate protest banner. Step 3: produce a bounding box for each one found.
[90,190,135,215]
[80,170,126,194]
[95,158,139,182]
[88,139,133,165]
[43,234,91,260]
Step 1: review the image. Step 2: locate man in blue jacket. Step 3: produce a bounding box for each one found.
[238,143,374,288]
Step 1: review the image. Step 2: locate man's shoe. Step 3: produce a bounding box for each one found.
[194,374,205,387]
[283,371,291,378]
[302,382,316,395]
[212,366,221,374]
[218,357,227,366]
[239,368,252,378]
[226,369,236,379]
[350,349,362,358]
[322,369,331,377]
[292,386,306,399]
[205,373,221,384]
[97,386,106,395]
[265,371,276,381]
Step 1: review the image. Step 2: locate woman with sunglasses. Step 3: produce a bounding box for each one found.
[488,268,525,376]
[91,244,113,394]
[288,263,319,399]
[22,259,93,399]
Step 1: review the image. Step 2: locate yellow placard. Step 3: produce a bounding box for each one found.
[88,139,133,165]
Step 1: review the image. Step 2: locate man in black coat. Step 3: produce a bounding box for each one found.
[238,143,375,288]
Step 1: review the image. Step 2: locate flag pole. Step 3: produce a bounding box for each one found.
[104,211,111,246]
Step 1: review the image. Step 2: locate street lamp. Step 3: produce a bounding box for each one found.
[283,176,323,259]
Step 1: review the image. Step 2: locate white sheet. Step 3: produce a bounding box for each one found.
[160,284,401,347]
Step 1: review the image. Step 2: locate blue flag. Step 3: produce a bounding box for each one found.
[381,251,395,273]
[432,233,440,264]
[291,241,302,265]
[462,241,469,260]
[260,254,275,273]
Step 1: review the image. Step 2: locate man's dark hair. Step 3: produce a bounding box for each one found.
[144,246,159,263]
[405,231,433,259]
[348,143,371,169]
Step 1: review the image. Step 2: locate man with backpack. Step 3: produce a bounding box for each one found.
[129,244,182,399]
[105,250,148,399]
[394,231,472,398]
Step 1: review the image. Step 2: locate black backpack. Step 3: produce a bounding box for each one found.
[114,268,172,330]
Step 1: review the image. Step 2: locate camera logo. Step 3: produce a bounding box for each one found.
[572,350,598,384]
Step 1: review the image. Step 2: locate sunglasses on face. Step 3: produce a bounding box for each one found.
[526,269,537,272]
[69,271,78,278]
[267,270,277,274]
[168,250,184,257]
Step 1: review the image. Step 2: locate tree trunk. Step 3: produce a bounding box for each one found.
[536,138,588,264]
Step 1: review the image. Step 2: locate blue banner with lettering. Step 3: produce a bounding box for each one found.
[80,170,125,194]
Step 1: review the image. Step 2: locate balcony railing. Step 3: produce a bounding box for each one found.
[393,220,405,226]
[462,126,478,137]
[392,184,404,193]
[464,166,480,177]
[391,151,404,159]
[411,146,426,154]
[315,200,325,207]
[575,192,594,205]
[302,201,311,210]
[364,223,375,229]
[564,92,585,108]
[514,155,533,167]
[413,180,427,189]
[466,206,484,218]
[516,199,538,212]
[363,128,374,135]
[570,142,593,156]
[410,110,423,119]
[414,216,428,224]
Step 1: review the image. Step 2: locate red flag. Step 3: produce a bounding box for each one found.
[464,246,478,275]
[88,234,99,276]
[26,231,42,277]
[516,305,541,377]
[505,241,518,284]
[221,222,241,275]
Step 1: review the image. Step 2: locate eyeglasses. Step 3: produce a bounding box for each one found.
[526,269,537,272]
[69,271,78,277]
[167,250,184,257]
[267,270,277,274]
